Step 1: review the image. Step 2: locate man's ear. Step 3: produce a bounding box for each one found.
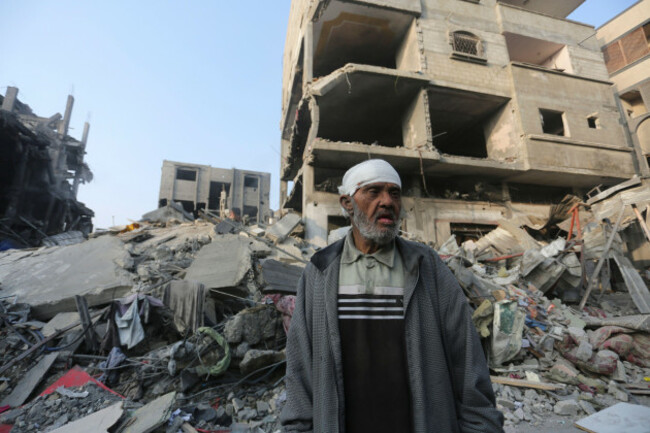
[340,195,353,216]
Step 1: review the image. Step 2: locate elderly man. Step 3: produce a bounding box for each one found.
[281,159,503,433]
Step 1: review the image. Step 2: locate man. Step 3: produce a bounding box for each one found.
[281,159,503,433]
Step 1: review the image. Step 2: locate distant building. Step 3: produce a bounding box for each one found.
[597,0,650,171]
[0,86,94,247]
[280,0,644,247]
[158,160,271,223]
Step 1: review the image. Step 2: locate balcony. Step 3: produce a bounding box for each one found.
[497,0,584,19]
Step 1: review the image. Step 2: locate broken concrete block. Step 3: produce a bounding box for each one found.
[0,236,133,319]
[184,234,252,290]
[48,402,123,433]
[607,380,629,402]
[577,400,597,416]
[576,340,594,362]
[547,360,580,385]
[239,349,285,375]
[224,305,280,346]
[575,402,650,433]
[553,399,580,416]
[265,213,301,243]
[124,392,176,433]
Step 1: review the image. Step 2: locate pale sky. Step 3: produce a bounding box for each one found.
[0,0,639,229]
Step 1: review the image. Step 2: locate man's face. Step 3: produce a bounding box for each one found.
[348,182,402,245]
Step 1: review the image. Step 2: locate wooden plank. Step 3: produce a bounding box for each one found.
[489,375,563,391]
[1,353,58,407]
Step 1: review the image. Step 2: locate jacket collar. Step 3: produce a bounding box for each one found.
[311,235,425,274]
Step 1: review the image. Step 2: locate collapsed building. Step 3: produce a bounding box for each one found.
[158,160,272,223]
[0,87,93,248]
[279,0,648,247]
[597,0,650,170]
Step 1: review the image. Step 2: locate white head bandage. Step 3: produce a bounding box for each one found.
[338,159,402,197]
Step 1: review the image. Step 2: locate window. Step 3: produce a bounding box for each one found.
[539,109,566,136]
[176,168,197,181]
[244,175,259,188]
[620,90,647,118]
[587,116,600,129]
[450,31,486,62]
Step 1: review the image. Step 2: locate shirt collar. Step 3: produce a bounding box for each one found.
[340,229,396,268]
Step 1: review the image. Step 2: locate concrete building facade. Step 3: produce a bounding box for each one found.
[158,160,271,222]
[280,0,645,247]
[597,0,650,172]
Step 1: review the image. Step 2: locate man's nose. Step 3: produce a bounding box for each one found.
[378,190,395,207]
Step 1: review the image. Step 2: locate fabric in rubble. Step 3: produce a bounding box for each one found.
[163,280,206,334]
[490,300,526,366]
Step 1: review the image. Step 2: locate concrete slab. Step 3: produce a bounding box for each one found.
[1,353,58,407]
[124,391,175,433]
[184,234,251,290]
[0,236,133,319]
[575,402,650,433]
[128,222,215,255]
[49,401,123,433]
[265,213,302,243]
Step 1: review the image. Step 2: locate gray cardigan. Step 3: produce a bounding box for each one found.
[281,237,504,433]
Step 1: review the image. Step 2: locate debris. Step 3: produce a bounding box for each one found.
[0,353,58,407]
[49,401,123,433]
[184,234,253,291]
[123,391,176,433]
[265,213,301,244]
[141,201,194,224]
[575,402,650,433]
[0,236,133,319]
[260,259,303,294]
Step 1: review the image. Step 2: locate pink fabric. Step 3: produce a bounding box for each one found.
[265,294,296,334]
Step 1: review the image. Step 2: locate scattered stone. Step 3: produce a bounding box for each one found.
[554,399,580,416]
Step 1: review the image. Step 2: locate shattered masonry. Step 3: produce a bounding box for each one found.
[0,86,94,249]
[279,0,648,248]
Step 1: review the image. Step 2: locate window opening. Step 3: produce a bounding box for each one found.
[540,109,566,136]
[620,90,647,118]
[208,182,231,210]
[244,176,259,189]
[176,168,197,181]
[587,116,600,129]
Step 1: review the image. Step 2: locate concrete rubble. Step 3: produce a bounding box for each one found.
[1,179,650,432]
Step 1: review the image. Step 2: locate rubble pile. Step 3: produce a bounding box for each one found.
[1,178,650,432]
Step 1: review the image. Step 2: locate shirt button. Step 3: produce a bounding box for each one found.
[366,260,375,269]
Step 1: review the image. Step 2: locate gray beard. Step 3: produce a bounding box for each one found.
[351,200,401,246]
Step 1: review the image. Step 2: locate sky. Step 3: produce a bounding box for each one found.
[0,0,640,229]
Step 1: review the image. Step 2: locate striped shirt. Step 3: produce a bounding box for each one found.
[338,232,412,433]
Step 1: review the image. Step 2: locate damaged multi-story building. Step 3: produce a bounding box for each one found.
[158,160,272,223]
[279,0,648,247]
[0,87,93,248]
[597,0,650,170]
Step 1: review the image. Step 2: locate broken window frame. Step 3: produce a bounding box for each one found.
[450,31,487,64]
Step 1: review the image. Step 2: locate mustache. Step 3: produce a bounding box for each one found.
[373,209,397,222]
